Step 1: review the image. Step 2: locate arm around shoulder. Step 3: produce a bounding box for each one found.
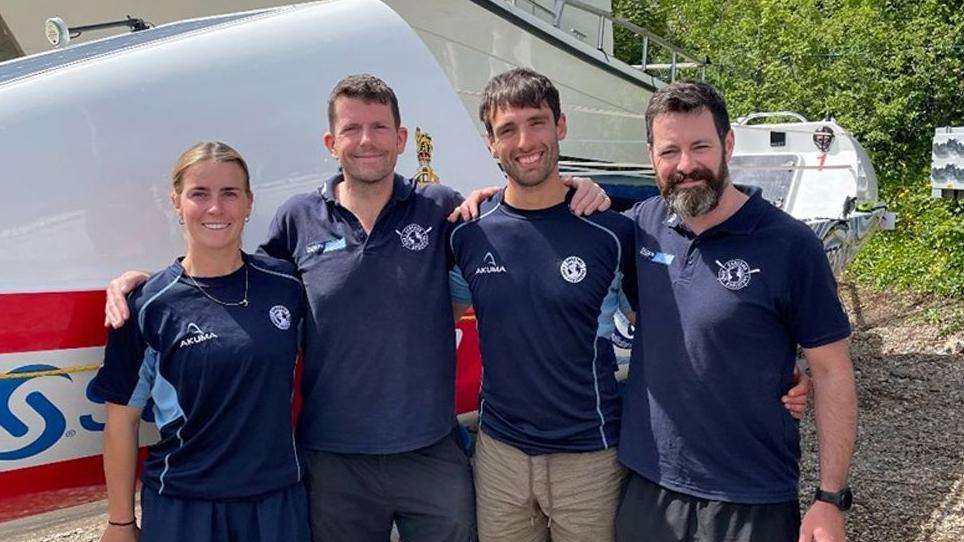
[105,271,150,329]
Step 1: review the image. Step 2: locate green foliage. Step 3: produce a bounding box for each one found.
[847,180,964,296]
[923,304,964,337]
[612,0,964,296]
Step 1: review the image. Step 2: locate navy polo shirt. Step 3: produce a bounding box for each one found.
[93,253,305,500]
[619,190,851,504]
[449,191,637,455]
[260,174,463,454]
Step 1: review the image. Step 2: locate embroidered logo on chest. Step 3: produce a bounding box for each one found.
[306,238,347,256]
[560,256,587,284]
[269,305,292,330]
[640,246,675,266]
[179,322,218,348]
[715,259,760,290]
[475,252,507,275]
[395,224,432,251]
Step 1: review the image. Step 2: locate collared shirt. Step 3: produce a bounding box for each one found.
[619,190,851,504]
[94,253,305,499]
[450,190,636,455]
[260,174,463,454]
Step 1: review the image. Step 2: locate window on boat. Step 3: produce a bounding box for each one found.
[729,154,798,210]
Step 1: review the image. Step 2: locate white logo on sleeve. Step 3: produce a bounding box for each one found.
[715,259,760,290]
[396,224,432,251]
[475,252,507,274]
[179,322,218,348]
[560,256,587,283]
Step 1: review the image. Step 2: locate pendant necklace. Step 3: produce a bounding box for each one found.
[186,262,249,307]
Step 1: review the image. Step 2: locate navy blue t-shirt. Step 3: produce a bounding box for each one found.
[449,191,637,455]
[260,174,463,454]
[93,253,305,500]
[618,190,851,504]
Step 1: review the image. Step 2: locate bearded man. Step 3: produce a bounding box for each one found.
[615,81,858,542]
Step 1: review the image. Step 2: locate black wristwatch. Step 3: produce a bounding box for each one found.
[814,487,853,511]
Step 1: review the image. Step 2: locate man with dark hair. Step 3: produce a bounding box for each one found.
[326,73,402,130]
[449,66,636,542]
[477,67,562,135]
[616,80,857,542]
[264,72,476,541]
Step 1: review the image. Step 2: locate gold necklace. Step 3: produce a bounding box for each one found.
[185,263,249,307]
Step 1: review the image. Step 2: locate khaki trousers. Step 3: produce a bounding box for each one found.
[474,430,626,542]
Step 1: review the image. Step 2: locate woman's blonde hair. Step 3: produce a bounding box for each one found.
[171,141,252,196]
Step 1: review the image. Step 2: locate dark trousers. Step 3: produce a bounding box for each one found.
[303,429,476,542]
[615,472,800,542]
[140,483,310,542]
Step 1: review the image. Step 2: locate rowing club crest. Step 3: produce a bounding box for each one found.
[715,259,760,290]
[269,305,292,330]
[560,256,587,283]
[396,224,432,251]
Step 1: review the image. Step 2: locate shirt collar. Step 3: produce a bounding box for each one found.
[319,173,414,204]
[662,184,767,237]
[711,186,767,235]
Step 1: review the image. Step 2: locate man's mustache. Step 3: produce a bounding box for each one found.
[667,167,716,189]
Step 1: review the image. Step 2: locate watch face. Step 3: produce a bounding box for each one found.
[840,488,853,510]
[816,487,853,511]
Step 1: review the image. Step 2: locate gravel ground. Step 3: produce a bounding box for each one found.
[798,282,964,541]
[3,282,963,541]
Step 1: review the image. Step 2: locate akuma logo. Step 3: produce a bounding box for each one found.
[475,252,507,275]
[179,322,218,348]
[0,365,69,461]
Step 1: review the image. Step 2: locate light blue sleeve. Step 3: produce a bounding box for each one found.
[448,266,472,305]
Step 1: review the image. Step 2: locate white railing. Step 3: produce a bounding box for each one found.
[507,0,708,82]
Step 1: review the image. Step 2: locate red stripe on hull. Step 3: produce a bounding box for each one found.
[0,291,107,354]
[0,293,483,522]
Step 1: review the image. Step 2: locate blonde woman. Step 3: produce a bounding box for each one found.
[94,142,309,542]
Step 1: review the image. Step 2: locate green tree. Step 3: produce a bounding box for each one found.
[612,0,964,294]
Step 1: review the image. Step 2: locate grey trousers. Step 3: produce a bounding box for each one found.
[303,429,477,542]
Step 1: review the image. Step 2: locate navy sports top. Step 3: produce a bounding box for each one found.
[93,252,305,499]
[450,191,636,454]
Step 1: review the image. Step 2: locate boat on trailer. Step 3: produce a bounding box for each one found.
[0,0,888,523]
[583,111,893,275]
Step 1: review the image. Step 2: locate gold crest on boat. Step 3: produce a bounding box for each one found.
[415,127,440,186]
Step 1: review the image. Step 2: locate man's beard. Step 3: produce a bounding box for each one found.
[660,161,729,219]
